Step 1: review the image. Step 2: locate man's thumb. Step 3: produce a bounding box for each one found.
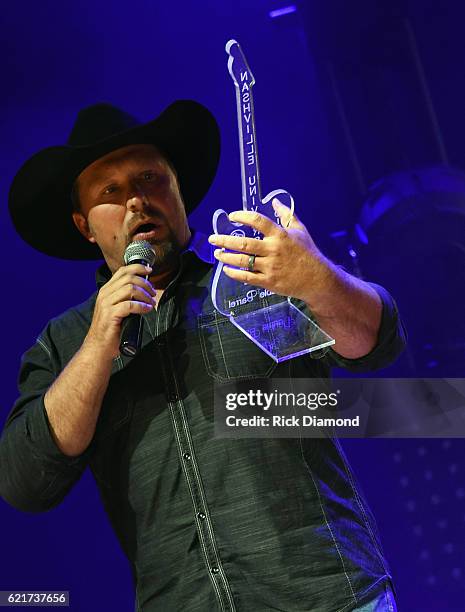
[272,197,296,228]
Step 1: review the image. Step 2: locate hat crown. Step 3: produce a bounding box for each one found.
[67,103,141,147]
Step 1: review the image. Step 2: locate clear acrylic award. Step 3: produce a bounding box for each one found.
[211,40,335,362]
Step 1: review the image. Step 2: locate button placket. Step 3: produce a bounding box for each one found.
[154,293,236,611]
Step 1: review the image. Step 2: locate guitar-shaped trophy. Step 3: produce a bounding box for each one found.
[211,39,335,362]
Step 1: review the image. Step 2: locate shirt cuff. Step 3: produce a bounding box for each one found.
[25,394,93,467]
[325,282,407,372]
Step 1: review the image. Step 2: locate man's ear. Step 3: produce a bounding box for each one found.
[72,212,97,244]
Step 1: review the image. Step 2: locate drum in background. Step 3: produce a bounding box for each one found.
[352,166,465,376]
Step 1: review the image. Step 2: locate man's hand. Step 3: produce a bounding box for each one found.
[208,197,382,359]
[85,263,157,358]
[208,198,332,303]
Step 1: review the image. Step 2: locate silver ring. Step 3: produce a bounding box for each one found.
[248,254,256,272]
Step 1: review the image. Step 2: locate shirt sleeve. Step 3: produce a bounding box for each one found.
[0,332,93,513]
[323,282,407,372]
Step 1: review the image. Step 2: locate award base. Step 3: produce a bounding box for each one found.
[229,300,335,363]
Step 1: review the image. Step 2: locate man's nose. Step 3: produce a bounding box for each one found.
[126,182,149,212]
[126,194,145,212]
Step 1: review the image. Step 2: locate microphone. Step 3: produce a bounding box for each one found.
[119,240,156,357]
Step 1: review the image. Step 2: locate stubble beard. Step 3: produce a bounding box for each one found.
[145,227,183,273]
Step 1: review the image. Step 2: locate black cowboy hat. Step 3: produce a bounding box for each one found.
[8,100,220,260]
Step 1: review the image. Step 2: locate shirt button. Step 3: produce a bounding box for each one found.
[197,512,206,520]
[183,452,191,460]
[211,566,219,574]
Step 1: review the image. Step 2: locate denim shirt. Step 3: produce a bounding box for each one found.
[0,231,406,612]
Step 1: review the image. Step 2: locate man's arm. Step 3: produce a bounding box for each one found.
[299,258,382,359]
[322,281,406,371]
[0,337,94,513]
[43,340,114,457]
[43,261,156,457]
[0,262,157,512]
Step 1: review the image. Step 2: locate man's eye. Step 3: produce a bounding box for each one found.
[143,172,156,181]
[103,185,117,195]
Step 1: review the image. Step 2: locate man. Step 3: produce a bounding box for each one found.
[1,100,404,611]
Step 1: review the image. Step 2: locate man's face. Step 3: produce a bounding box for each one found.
[72,144,191,274]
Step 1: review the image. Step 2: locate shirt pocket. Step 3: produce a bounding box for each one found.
[197,310,278,382]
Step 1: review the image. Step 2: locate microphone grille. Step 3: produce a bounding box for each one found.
[124,241,156,267]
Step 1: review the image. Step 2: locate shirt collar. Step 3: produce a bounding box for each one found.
[95,228,215,288]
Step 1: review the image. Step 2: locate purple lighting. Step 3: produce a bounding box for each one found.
[269,5,297,18]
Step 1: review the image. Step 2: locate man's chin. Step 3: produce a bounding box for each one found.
[148,238,180,270]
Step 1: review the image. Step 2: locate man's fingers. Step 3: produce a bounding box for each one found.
[113,300,155,318]
[108,284,156,308]
[222,265,266,286]
[103,272,157,299]
[214,249,263,271]
[208,233,267,254]
[227,209,282,236]
[113,262,152,278]
[271,197,302,229]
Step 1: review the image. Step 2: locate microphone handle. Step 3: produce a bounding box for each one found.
[120,313,145,357]
[119,270,151,357]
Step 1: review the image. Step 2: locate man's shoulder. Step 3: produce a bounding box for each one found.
[50,291,97,328]
[39,292,98,359]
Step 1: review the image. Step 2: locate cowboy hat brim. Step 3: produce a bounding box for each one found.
[8,100,220,260]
